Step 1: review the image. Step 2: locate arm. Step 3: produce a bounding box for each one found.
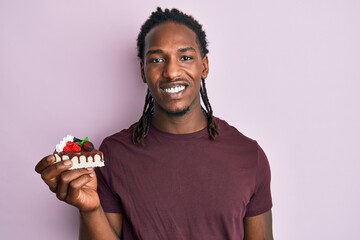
[79,208,122,240]
[244,210,273,240]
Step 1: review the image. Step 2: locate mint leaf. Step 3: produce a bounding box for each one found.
[78,137,89,147]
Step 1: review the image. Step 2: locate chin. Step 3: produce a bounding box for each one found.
[164,106,190,117]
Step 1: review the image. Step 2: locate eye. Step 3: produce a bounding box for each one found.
[150,58,164,63]
[180,56,192,61]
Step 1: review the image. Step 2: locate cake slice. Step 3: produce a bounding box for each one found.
[53,134,104,170]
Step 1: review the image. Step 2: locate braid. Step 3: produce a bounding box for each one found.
[133,82,218,145]
[200,79,219,140]
[133,8,218,145]
[132,89,154,145]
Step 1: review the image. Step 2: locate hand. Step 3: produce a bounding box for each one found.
[35,155,100,212]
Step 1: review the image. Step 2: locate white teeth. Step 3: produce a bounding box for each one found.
[164,85,185,93]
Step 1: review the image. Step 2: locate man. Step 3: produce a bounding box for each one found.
[35,7,273,240]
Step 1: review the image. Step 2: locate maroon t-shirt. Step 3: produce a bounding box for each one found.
[96,117,272,240]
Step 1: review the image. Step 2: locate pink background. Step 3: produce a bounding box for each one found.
[1,0,359,239]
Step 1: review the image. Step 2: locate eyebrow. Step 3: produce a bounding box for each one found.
[178,47,196,53]
[145,47,196,56]
[146,49,163,56]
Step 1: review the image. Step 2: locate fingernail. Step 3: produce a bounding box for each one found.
[46,156,54,162]
[64,160,72,166]
[89,173,95,177]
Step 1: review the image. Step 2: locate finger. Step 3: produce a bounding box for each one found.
[35,155,55,173]
[66,172,97,207]
[56,168,95,201]
[41,160,73,192]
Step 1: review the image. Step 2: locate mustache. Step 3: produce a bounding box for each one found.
[160,77,188,83]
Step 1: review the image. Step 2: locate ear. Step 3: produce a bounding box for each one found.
[140,61,146,83]
[201,55,209,80]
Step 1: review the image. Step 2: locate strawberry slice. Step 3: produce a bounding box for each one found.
[72,143,81,152]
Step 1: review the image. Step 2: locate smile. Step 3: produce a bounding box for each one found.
[163,85,186,94]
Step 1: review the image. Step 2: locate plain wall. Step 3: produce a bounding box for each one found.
[1,0,359,239]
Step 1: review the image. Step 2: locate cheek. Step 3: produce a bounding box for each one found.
[145,67,162,81]
[190,63,203,77]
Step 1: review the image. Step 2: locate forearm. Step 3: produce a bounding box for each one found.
[79,206,119,240]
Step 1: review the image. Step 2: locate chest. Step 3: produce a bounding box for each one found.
[114,142,257,222]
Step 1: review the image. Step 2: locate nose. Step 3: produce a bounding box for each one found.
[162,58,180,80]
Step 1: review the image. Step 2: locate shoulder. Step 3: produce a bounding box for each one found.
[99,122,138,155]
[214,116,258,147]
[101,122,137,146]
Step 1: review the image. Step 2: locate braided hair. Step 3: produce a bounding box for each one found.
[132,7,218,144]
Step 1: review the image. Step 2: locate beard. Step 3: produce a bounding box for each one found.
[154,94,198,117]
[163,106,190,117]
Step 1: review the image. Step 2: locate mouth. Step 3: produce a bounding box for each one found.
[161,84,187,95]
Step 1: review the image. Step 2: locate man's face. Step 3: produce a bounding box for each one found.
[141,21,209,116]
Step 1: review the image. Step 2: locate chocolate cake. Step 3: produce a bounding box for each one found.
[53,135,104,170]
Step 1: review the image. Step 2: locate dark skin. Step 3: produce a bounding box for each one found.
[35,21,273,240]
[141,22,209,134]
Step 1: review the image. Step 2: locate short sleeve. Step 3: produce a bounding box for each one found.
[245,143,272,217]
[95,139,124,213]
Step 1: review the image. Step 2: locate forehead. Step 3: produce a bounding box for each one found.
[144,22,200,53]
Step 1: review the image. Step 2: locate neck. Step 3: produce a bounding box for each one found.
[151,104,208,134]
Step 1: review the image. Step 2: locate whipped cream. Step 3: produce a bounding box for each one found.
[55,134,74,153]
